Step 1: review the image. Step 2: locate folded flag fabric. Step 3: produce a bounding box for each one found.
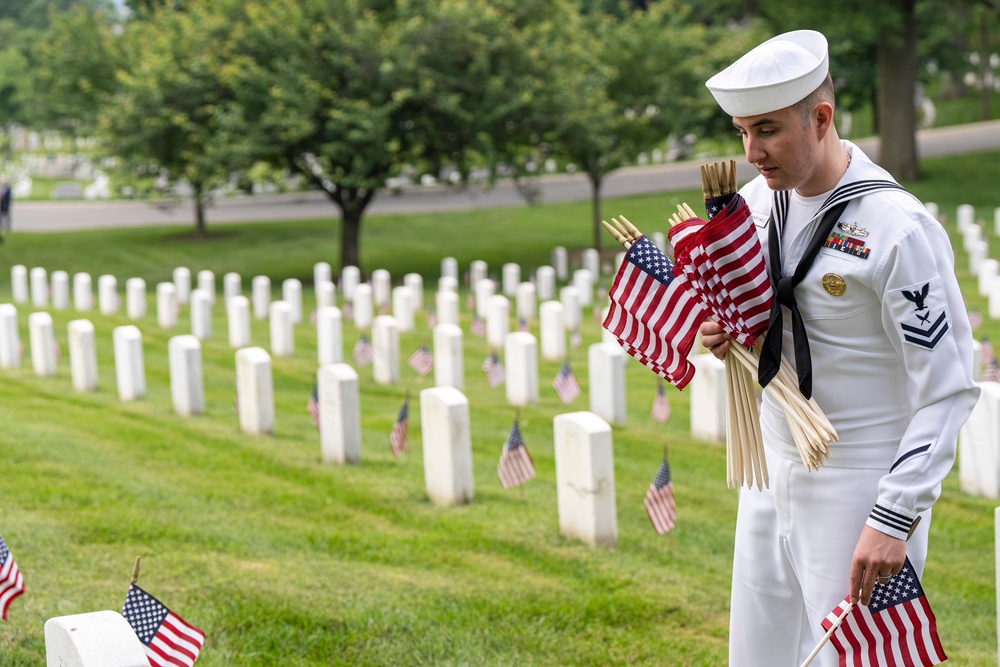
[498,419,535,489]
[644,459,676,534]
[604,235,707,389]
[0,535,24,621]
[307,385,320,429]
[553,360,581,404]
[121,584,205,667]
[650,380,671,422]
[482,352,505,388]
[390,398,409,458]
[407,345,434,376]
[352,335,373,367]
[821,557,945,667]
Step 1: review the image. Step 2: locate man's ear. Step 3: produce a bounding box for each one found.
[814,101,835,140]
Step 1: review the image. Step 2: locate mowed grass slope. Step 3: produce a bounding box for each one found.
[0,151,997,665]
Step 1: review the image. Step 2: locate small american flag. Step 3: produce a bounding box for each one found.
[644,458,676,534]
[498,420,535,489]
[822,557,945,667]
[983,359,1000,383]
[650,380,671,422]
[307,384,320,429]
[968,308,983,331]
[309,309,317,326]
[466,291,475,311]
[427,308,437,329]
[407,345,434,376]
[121,584,205,667]
[0,536,25,620]
[352,335,373,367]
[470,314,486,336]
[552,360,581,404]
[482,352,505,387]
[517,316,530,332]
[390,398,408,458]
[53,337,61,362]
[569,329,582,349]
[342,302,353,322]
[981,336,996,366]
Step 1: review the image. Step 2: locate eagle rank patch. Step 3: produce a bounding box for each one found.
[890,278,951,350]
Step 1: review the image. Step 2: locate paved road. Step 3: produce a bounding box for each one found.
[16,119,1000,233]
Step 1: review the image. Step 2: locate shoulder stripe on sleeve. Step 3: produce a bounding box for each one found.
[889,444,931,473]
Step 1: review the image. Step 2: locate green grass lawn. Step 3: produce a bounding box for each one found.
[0,151,998,665]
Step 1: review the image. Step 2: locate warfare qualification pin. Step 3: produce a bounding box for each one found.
[821,273,847,297]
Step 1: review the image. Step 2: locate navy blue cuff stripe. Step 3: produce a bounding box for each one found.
[889,444,931,473]
[869,504,914,533]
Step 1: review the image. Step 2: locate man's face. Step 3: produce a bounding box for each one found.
[733,105,822,196]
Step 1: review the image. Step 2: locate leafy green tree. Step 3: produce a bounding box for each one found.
[28,5,121,140]
[100,2,242,235]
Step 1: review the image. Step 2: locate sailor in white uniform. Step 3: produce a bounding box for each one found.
[699,30,980,666]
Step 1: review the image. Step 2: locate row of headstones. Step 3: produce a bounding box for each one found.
[951,204,1000,319]
[6,256,611,335]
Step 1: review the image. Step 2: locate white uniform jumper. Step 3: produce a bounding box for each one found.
[728,141,980,666]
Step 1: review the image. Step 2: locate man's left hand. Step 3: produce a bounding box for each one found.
[849,525,906,606]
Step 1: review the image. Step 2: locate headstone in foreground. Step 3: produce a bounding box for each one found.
[420,386,474,506]
[68,319,98,393]
[318,363,361,465]
[44,609,148,667]
[113,325,145,401]
[236,346,275,435]
[168,334,204,416]
[959,382,1000,498]
[553,411,617,548]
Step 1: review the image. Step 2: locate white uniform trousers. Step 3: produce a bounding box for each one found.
[728,446,930,667]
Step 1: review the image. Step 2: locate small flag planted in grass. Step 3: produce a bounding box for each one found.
[498,419,534,489]
[390,397,409,458]
[984,359,1000,382]
[0,535,25,620]
[552,360,581,405]
[570,329,582,349]
[470,314,486,337]
[482,352,504,388]
[307,384,320,429]
[427,308,436,329]
[342,302,353,322]
[981,336,995,366]
[644,458,676,535]
[650,380,671,422]
[517,316,530,332]
[352,335,373,367]
[122,584,205,667]
[407,345,433,376]
[968,308,983,331]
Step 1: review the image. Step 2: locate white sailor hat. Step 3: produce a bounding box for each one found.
[705,30,828,117]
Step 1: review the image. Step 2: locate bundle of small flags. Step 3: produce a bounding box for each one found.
[497,419,535,489]
[552,360,581,404]
[122,584,205,667]
[390,398,409,458]
[821,557,945,666]
[352,335,373,367]
[407,345,434,376]
[482,352,505,387]
[650,380,671,422]
[0,535,25,621]
[307,385,320,429]
[644,458,676,534]
[470,314,486,336]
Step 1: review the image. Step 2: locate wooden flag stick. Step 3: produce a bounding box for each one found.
[601,220,632,248]
[130,556,141,586]
[800,601,854,667]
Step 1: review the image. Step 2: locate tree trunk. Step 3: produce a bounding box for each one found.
[876,0,920,181]
[193,181,207,237]
[590,173,603,251]
[329,186,375,273]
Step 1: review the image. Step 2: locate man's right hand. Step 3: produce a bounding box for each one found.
[699,319,730,360]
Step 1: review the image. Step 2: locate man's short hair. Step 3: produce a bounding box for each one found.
[793,73,835,126]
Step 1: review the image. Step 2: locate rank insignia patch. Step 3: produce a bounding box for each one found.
[824,231,870,259]
[890,278,951,350]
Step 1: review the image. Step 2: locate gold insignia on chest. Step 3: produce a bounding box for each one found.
[837,221,868,237]
[821,273,847,297]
